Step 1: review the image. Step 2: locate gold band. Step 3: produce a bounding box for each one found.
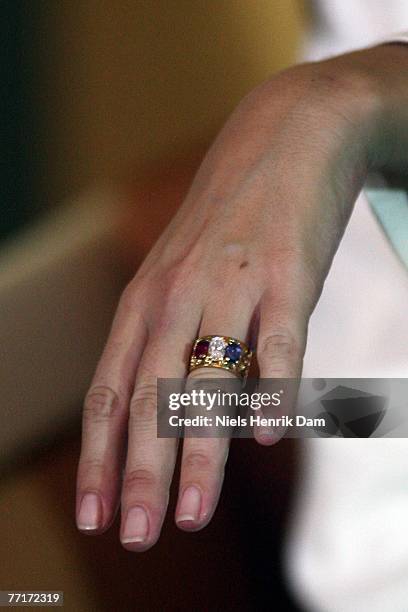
[189,335,252,381]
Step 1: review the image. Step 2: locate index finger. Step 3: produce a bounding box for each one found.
[76,284,147,533]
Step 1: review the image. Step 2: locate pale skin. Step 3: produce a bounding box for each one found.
[76,43,408,551]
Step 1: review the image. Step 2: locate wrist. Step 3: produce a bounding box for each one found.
[298,58,382,169]
[313,44,408,172]
[254,58,382,172]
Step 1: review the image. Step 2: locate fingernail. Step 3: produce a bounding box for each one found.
[177,485,201,523]
[122,506,149,543]
[77,493,102,530]
[257,427,275,445]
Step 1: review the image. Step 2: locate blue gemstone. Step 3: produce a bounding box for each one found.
[225,343,242,363]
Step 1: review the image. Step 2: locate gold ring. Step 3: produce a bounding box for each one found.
[189,335,252,381]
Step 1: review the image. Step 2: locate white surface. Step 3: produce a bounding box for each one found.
[286,194,408,612]
[302,0,408,60]
[285,3,408,611]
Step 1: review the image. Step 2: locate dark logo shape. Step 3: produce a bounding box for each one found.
[313,385,387,438]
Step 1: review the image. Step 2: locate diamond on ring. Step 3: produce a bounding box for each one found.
[208,336,228,360]
[189,335,252,381]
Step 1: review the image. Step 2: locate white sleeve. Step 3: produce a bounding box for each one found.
[380,31,408,44]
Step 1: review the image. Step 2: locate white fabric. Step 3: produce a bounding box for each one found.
[285,3,408,611]
[302,0,408,61]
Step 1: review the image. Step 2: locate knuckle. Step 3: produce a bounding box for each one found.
[129,380,157,422]
[118,280,138,308]
[154,303,177,335]
[183,450,214,472]
[163,267,191,303]
[154,267,196,331]
[77,458,114,484]
[261,330,298,357]
[123,468,157,490]
[118,278,147,313]
[267,247,305,281]
[80,457,104,469]
[258,330,300,371]
[83,386,121,423]
[77,458,103,477]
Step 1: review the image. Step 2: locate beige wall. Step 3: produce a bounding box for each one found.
[37,1,303,202]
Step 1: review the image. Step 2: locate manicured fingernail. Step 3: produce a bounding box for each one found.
[177,486,201,523]
[258,427,276,444]
[77,493,102,530]
[122,506,149,543]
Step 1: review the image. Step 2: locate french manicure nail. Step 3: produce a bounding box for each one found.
[177,485,201,523]
[258,426,275,442]
[77,493,102,530]
[122,506,149,543]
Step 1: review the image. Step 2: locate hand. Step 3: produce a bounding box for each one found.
[76,44,408,550]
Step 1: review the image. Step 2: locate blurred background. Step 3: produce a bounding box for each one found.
[1,1,305,609]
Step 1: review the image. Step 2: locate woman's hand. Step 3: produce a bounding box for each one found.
[76,44,408,550]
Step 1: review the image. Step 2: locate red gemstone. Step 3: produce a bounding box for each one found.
[194,340,209,359]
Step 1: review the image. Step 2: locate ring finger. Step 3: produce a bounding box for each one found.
[176,293,257,530]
